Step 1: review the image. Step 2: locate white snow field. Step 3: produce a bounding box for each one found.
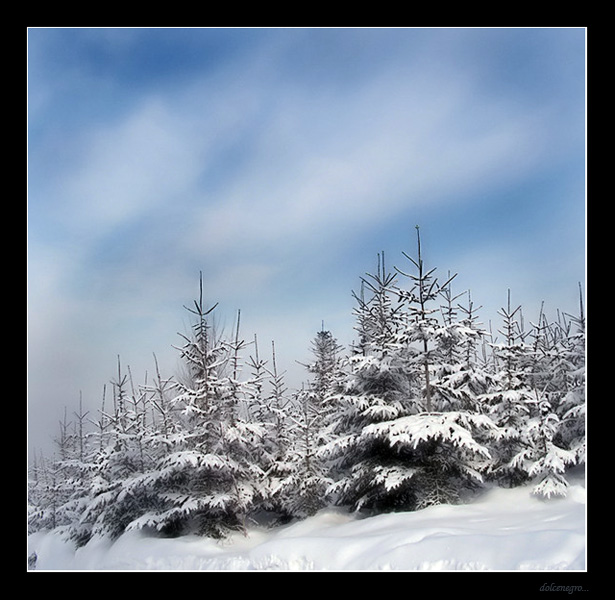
[27,472,586,571]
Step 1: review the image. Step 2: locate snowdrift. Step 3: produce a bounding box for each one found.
[27,473,586,571]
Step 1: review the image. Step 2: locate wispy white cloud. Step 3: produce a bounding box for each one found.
[56,101,200,234]
[33,28,579,267]
[179,59,555,265]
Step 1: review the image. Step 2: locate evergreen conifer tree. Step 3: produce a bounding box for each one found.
[271,327,342,518]
[28,400,96,545]
[324,252,414,511]
[122,275,267,538]
[480,291,537,487]
[328,230,500,512]
[77,357,162,541]
[513,285,585,498]
[551,285,586,468]
[359,228,500,510]
[511,390,577,498]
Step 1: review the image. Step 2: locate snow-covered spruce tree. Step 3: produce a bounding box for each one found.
[324,251,420,511]
[430,283,494,415]
[28,451,64,534]
[298,326,345,453]
[393,227,454,414]
[510,389,577,498]
[67,357,181,544]
[245,338,299,522]
[38,384,111,546]
[271,328,343,519]
[326,233,500,513]
[479,291,537,488]
[58,396,99,545]
[76,357,162,542]
[88,384,113,455]
[28,446,67,535]
[550,285,586,470]
[243,335,269,425]
[513,285,585,499]
[28,450,50,532]
[305,327,345,411]
[243,338,280,475]
[359,227,500,510]
[122,276,267,539]
[144,352,181,459]
[270,385,331,519]
[28,400,95,543]
[525,301,553,394]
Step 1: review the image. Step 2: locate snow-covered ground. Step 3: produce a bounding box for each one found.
[27,472,586,571]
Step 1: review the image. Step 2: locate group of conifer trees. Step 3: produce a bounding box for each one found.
[28,229,585,546]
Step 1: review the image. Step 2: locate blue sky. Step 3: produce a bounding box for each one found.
[28,27,586,455]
